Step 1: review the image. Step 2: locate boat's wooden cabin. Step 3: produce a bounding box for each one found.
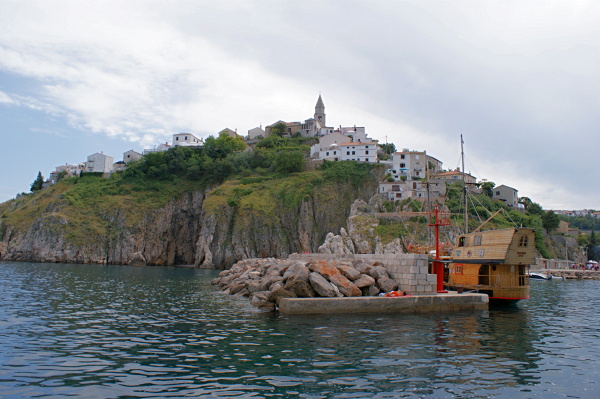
[447,228,536,301]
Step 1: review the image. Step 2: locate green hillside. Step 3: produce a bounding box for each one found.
[0,133,585,265]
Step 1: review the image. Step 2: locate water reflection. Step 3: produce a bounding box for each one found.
[1,262,599,398]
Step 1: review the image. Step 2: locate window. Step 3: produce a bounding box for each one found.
[519,235,528,247]
[185,136,187,140]
[474,235,482,245]
[326,152,329,156]
[401,155,405,159]
[400,163,405,168]
[333,151,336,155]
[352,151,355,155]
[365,150,369,154]
[357,158,360,161]
[346,151,350,155]
[176,137,179,141]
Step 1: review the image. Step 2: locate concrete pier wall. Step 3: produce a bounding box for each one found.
[278,293,489,315]
[289,253,436,295]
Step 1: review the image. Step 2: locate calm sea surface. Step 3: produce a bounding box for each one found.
[1,262,599,399]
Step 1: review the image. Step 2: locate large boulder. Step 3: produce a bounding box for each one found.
[283,262,310,282]
[284,278,316,297]
[362,285,380,296]
[269,287,297,305]
[229,281,247,295]
[329,273,362,297]
[354,274,376,288]
[336,264,361,281]
[259,274,283,291]
[377,275,397,293]
[308,261,341,279]
[368,265,389,280]
[352,260,371,274]
[308,272,338,297]
[250,291,275,311]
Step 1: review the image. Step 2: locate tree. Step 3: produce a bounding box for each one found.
[57,170,68,181]
[204,132,247,159]
[274,150,305,173]
[542,210,560,233]
[527,202,544,215]
[480,181,495,197]
[380,143,396,155]
[30,171,44,192]
[519,197,532,210]
[271,122,287,137]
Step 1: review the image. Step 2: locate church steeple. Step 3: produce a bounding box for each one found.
[314,95,326,127]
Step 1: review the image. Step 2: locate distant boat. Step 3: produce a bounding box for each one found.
[528,271,550,280]
[528,271,565,281]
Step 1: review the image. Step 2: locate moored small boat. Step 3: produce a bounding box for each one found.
[528,271,550,280]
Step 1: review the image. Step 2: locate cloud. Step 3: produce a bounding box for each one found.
[0,1,321,148]
[0,1,599,209]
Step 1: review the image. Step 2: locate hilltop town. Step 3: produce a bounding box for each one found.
[35,95,597,234]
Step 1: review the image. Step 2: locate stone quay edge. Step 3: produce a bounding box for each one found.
[278,293,489,315]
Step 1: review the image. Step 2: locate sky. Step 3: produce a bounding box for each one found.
[1,0,599,210]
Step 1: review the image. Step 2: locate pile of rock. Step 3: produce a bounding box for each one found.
[211,257,400,311]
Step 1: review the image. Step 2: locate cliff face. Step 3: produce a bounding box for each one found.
[0,179,375,268]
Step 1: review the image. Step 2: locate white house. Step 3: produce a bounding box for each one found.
[435,168,478,187]
[173,133,202,147]
[123,150,143,164]
[85,152,114,173]
[219,128,240,138]
[112,161,127,172]
[386,150,443,181]
[378,179,447,201]
[493,184,519,208]
[48,163,85,185]
[143,142,171,155]
[311,130,381,163]
[339,126,368,142]
[338,141,380,163]
[247,126,266,139]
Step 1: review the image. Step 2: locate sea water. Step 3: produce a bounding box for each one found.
[1,261,599,398]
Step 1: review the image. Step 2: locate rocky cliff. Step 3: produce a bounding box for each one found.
[0,174,377,268]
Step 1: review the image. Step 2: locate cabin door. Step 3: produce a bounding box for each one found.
[479,265,490,285]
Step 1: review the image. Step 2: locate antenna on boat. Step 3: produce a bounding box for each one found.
[461,134,468,233]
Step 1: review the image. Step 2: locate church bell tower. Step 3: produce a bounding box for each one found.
[314,95,326,127]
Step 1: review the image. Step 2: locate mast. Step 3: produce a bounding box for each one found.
[461,135,468,233]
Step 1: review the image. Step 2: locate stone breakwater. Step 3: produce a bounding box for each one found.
[211,258,402,311]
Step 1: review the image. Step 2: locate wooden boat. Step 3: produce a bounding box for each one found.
[446,227,535,304]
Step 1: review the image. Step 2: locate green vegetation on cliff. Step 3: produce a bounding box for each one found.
[0,134,381,254]
[0,132,583,264]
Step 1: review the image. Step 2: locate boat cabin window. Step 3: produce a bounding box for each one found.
[474,235,482,246]
[458,237,465,247]
[519,235,528,247]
